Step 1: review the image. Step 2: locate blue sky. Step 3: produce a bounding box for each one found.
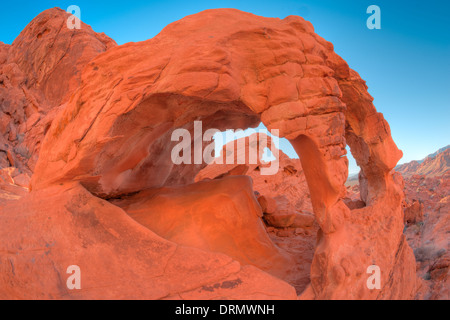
[1,1,449,174]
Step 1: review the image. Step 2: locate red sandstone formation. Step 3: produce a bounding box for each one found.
[347,147,449,299]
[196,133,314,214]
[0,182,296,299]
[396,146,449,178]
[0,7,422,299]
[195,134,318,293]
[403,199,424,225]
[398,149,449,300]
[0,8,116,174]
[111,175,296,279]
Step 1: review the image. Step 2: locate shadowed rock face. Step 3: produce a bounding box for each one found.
[1,8,417,299]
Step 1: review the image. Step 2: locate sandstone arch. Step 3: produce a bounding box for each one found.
[17,8,416,299]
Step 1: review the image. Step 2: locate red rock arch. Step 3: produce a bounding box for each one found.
[29,8,417,299]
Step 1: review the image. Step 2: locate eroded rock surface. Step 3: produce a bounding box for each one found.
[111,175,296,280]
[0,8,116,173]
[0,182,296,299]
[399,151,449,300]
[347,147,449,300]
[1,8,420,299]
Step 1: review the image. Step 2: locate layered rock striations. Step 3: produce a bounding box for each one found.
[396,146,449,178]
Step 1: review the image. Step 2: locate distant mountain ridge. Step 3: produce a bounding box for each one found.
[395,145,450,178]
[418,145,450,163]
